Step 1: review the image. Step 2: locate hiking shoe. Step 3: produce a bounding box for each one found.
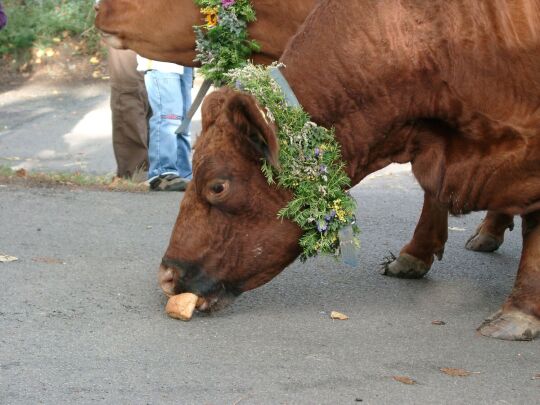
[149,174,190,191]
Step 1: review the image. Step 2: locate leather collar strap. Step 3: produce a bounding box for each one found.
[268,66,301,108]
[175,78,213,135]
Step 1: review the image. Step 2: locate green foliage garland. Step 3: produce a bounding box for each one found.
[193,1,360,259]
[194,0,260,85]
[227,64,360,260]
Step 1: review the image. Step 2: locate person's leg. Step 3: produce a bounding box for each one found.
[177,67,194,179]
[144,70,184,181]
[108,48,148,178]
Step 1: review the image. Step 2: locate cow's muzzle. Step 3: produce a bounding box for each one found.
[158,257,240,314]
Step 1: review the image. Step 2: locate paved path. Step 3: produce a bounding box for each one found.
[0,79,539,404]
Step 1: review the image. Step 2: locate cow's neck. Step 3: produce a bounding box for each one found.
[278,1,441,185]
[279,59,431,186]
[248,0,317,65]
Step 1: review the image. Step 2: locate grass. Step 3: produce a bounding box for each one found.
[0,0,102,58]
[0,165,149,193]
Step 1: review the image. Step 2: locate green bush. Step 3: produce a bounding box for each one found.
[0,0,100,56]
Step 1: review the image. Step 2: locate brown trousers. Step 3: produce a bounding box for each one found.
[108,48,149,178]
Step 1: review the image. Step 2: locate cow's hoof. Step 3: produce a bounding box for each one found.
[477,310,540,341]
[380,253,430,279]
[465,232,501,252]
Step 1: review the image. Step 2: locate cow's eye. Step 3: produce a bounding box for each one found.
[212,183,225,194]
[207,180,230,202]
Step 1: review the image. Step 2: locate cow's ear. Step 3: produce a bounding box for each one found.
[225,92,280,169]
[201,89,230,131]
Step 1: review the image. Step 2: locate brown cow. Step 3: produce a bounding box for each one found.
[94,0,317,66]
[95,0,524,329]
[94,0,513,257]
[160,0,540,340]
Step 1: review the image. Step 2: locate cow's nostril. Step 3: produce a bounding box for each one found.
[158,265,177,297]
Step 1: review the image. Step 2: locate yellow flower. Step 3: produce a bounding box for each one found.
[332,199,347,222]
[201,7,219,27]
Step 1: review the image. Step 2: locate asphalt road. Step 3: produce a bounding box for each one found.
[1,174,539,404]
[1,79,539,404]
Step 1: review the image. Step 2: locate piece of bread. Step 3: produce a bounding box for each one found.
[165,293,199,321]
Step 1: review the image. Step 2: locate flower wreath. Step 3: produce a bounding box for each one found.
[226,64,359,260]
[194,2,360,260]
[194,0,260,85]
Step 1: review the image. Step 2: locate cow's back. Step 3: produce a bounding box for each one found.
[284,0,540,135]
[436,0,540,132]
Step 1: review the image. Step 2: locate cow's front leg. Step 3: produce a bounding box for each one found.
[478,211,540,340]
[381,193,447,279]
[465,211,514,252]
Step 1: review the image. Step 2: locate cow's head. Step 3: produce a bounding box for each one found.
[94,0,199,64]
[159,87,303,312]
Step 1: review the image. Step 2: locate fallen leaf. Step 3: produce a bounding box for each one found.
[32,257,65,265]
[45,48,54,57]
[52,37,61,43]
[330,311,349,320]
[89,56,100,65]
[431,320,446,325]
[393,376,416,385]
[0,255,18,263]
[440,367,477,377]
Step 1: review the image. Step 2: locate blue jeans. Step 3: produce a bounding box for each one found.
[144,68,193,180]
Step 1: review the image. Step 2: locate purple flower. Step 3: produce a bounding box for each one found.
[317,222,328,233]
[221,0,236,8]
[234,79,245,90]
[319,164,328,174]
[314,147,320,158]
[325,210,336,223]
[0,2,6,30]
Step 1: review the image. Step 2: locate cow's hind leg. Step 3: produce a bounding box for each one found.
[381,193,447,279]
[478,211,540,340]
[465,211,514,252]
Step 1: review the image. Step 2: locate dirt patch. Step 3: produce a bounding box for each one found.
[0,168,148,193]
